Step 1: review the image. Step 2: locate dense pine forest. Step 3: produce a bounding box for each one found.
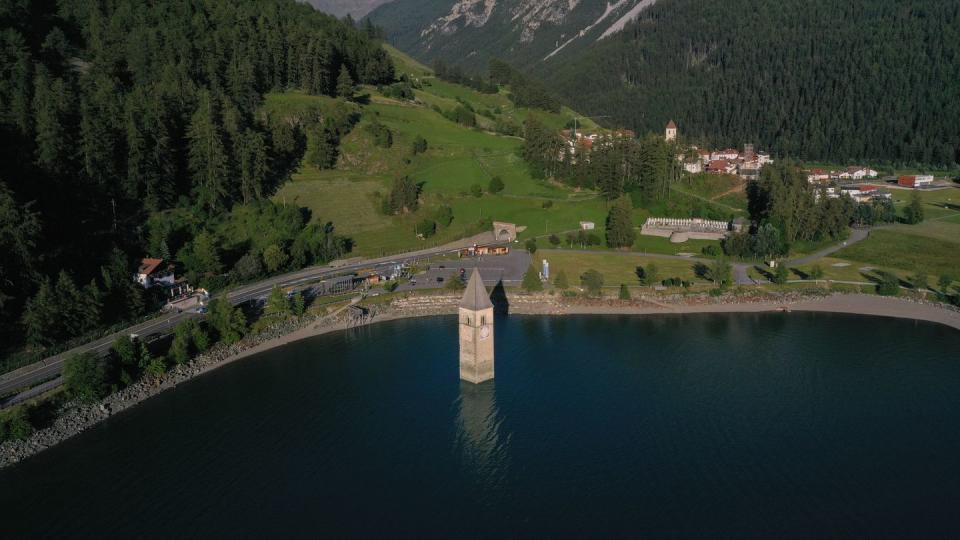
[0,0,393,355]
[538,0,960,166]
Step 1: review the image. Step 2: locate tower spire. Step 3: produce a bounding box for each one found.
[458,268,494,384]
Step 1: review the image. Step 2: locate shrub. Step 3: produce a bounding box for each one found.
[701,244,721,257]
[416,219,437,238]
[488,176,505,194]
[470,184,483,198]
[619,284,631,300]
[522,265,543,292]
[435,205,454,227]
[548,234,561,247]
[412,135,428,155]
[63,352,109,402]
[636,263,659,286]
[580,269,604,296]
[446,273,466,292]
[525,239,538,254]
[772,264,789,285]
[876,271,901,296]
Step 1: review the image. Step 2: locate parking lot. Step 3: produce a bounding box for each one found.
[396,250,532,292]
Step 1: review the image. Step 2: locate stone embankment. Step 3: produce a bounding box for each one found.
[3,289,957,469]
[389,293,564,316]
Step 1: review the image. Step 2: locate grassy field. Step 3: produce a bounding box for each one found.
[267,44,617,258]
[540,250,703,287]
[888,186,960,219]
[832,229,959,278]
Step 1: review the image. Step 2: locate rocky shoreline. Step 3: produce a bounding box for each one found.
[3,289,958,470]
[0,311,360,470]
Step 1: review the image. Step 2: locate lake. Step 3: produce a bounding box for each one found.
[2,313,959,538]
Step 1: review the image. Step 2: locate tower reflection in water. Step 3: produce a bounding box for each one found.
[454,381,510,489]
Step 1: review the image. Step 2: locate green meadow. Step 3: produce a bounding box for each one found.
[270,47,612,257]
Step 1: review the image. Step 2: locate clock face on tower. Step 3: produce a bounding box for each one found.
[479,325,491,340]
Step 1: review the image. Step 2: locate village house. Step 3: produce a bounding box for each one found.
[135,258,176,289]
[847,166,879,180]
[706,159,737,175]
[683,160,703,174]
[459,244,510,257]
[806,168,831,183]
[711,148,740,161]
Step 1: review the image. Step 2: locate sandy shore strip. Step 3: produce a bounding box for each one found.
[235,294,960,360]
[555,294,960,331]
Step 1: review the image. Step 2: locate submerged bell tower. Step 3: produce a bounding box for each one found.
[459,268,494,384]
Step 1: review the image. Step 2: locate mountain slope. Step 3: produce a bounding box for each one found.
[372,0,960,166]
[539,0,960,165]
[367,0,658,70]
[303,0,392,18]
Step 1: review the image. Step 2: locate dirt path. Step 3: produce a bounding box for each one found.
[710,180,746,201]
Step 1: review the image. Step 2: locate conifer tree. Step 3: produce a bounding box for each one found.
[336,65,355,98]
[187,91,229,213]
[522,265,543,292]
[605,196,636,249]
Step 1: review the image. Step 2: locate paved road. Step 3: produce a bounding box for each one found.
[787,228,870,266]
[0,239,513,402]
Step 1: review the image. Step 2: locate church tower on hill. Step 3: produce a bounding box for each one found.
[665,120,678,142]
[459,268,494,384]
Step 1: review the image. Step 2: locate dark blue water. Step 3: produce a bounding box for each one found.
[2,313,960,538]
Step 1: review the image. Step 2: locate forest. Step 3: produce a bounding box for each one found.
[538,0,960,167]
[0,0,394,358]
[522,116,678,204]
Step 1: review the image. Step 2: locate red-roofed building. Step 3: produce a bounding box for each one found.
[807,168,830,183]
[135,258,176,289]
[707,160,736,175]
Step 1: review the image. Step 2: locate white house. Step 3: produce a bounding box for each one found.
[684,160,703,174]
[135,258,175,289]
[806,168,830,183]
[847,166,879,180]
[711,148,740,161]
[579,221,596,230]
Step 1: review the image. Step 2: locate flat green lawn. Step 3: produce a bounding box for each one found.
[787,257,899,282]
[632,234,721,256]
[886,220,960,244]
[833,229,960,277]
[889,186,960,219]
[540,249,702,286]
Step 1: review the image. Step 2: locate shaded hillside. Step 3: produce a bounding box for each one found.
[0,0,393,354]
[538,0,960,166]
[367,0,658,71]
[304,0,392,18]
